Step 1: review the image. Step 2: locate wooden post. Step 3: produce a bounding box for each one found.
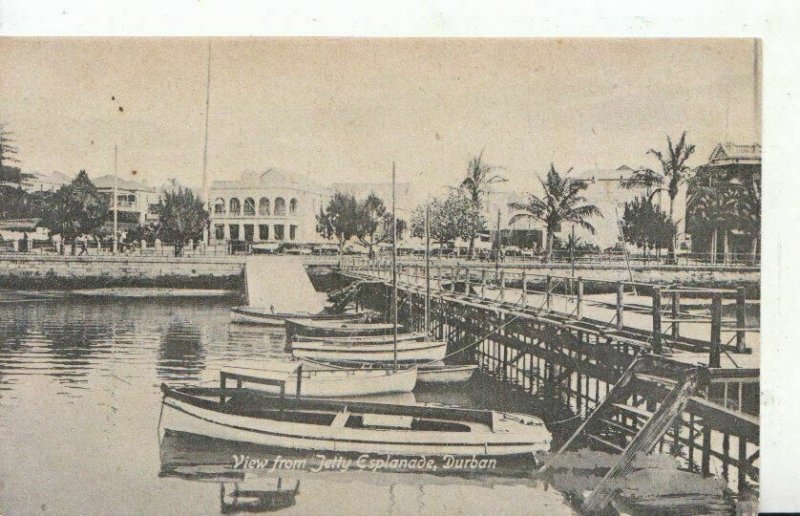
[521,270,527,305]
[652,287,662,353]
[576,277,583,320]
[671,291,681,339]
[499,271,505,302]
[296,364,303,399]
[710,293,722,368]
[736,286,747,353]
[545,275,552,312]
[464,266,471,297]
[616,282,625,331]
[480,269,486,298]
[738,437,748,489]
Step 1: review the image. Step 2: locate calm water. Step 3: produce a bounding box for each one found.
[0,293,573,515]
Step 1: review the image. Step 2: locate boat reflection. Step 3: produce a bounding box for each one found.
[219,479,300,514]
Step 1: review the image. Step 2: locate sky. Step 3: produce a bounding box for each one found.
[0,38,759,196]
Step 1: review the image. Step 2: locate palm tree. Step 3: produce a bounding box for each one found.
[644,132,695,259]
[459,150,506,257]
[508,164,602,262]
[621,167,663,201]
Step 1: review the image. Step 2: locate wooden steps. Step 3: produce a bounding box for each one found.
[549,353,701,513]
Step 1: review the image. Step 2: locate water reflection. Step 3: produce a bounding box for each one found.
[158,320,206,381]
[220,480,300,513]
[0,294,574,515]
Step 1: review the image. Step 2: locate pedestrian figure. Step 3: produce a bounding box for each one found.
[21,232,28,253]
[78,237,88,256]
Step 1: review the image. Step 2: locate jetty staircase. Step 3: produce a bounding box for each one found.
[328,279,382,311]
[554,353,701,513]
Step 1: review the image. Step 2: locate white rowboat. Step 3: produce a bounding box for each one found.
[159,384,552,457]
[230,307,366,327]
[291,339,446,363]
[221,360,417,398]
[418,363,479,384]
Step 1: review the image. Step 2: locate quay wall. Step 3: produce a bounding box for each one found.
[0,254,245,290]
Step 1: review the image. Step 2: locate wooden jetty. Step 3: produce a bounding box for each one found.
[338,258,760,508]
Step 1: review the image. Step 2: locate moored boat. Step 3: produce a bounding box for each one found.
[158,367,552,458]
[291,339,446,363]
[417,362,479,384]
[221,359,417,398]
[292,331,428,344]
[286,319,401,341]
[230,307,368,327]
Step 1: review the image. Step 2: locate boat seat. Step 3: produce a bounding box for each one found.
[331,411,350,427]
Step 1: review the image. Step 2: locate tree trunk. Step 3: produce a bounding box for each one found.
[722,230,729,264]
[543,230,554,263]
[710,229,717,264]
[668,197,676,262]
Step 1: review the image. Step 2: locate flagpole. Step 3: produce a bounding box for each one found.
[113,143,118,254]
[392,162,398,369]
[201,41,212,245]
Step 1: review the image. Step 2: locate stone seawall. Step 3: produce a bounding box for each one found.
[0,254,246,290]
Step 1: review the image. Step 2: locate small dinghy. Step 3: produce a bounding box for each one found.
[230,307,368,327]
[221,359,417,398]
[286,319,401,341]
[158,365,552,457]
[292,331,428,344]
[417,362,479,384]
[291,339,446,363]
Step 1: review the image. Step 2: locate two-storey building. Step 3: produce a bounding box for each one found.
[209,168,328,244]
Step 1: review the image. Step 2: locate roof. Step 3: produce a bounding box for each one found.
[572,165,641,183]
[93,175,156,192]
[211,168,326,194]
[708,142,762,165]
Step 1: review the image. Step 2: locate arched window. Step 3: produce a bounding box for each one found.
[213,198,226,214]
[229,198,241,215]
[274,197,286,216]
[258,197,271,216]
[244,197,256,216]
[289,198,298,215]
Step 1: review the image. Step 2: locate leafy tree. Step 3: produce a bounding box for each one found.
[355,193,404,258]
[621,195,676,259]
[411,193,486,250]
[459,150,505,256]
[316,192,360,253]
[41,170,109,253]
[151,179,208,255]
[508,163,602,262]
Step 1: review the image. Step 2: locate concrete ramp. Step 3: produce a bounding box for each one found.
[245,256,326,313]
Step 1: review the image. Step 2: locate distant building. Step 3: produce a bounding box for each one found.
[686,143,761,259]
[568,165,688,250]
[209,169,328,244]
[93,175,159,228]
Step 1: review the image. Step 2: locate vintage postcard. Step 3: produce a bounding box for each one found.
[0,34,765,514]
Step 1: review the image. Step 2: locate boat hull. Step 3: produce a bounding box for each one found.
[417,364,479,384]
[158,388,551,457]
[286,319,400,340]
[230,308,365,327]
[291,340,447,363]
[243,368,418,397]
